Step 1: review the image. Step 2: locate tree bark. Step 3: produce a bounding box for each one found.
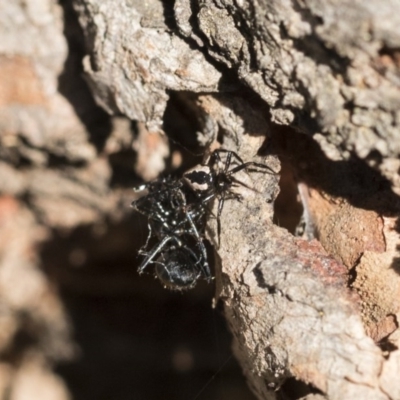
[1,0,400,399]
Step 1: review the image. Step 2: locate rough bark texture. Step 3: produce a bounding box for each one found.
[1,0,400,399]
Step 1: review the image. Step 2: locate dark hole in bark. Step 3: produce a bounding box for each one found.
[273,158,303,234]
[280,377,324,400]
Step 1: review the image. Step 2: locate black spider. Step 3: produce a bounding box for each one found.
[132,177,211,290]
[183,149,277,245]
[132,149,277,290]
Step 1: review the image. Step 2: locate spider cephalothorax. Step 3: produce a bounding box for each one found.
[183,149,277,245]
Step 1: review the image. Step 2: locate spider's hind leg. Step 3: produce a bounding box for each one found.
[185,209,211,280]
[137,235,173,274]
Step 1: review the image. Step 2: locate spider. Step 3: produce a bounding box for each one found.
[183,149,277,245]
[132,149,276,290]
[141,236,208,290]
[132,177,211,290]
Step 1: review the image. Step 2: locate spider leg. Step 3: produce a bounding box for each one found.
[224,191,243,202]
[224,150,232,173]
[139,220,153,254]
[169,204,209,273]
[228,161,277,176]
[212,149,245,165]
[138,235,173,273]
[229,176,258,193]
[209,149,233,174]
[183,245,205,280]
[215,191,227,248]
[184,209,211,279]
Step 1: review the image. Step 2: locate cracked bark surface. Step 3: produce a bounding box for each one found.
[1,0,400,399]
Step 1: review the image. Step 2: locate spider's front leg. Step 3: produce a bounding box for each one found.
[210,149,245,170]
[228,161,278,176]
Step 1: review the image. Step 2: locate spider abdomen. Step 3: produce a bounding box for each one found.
[155,248,202,290]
